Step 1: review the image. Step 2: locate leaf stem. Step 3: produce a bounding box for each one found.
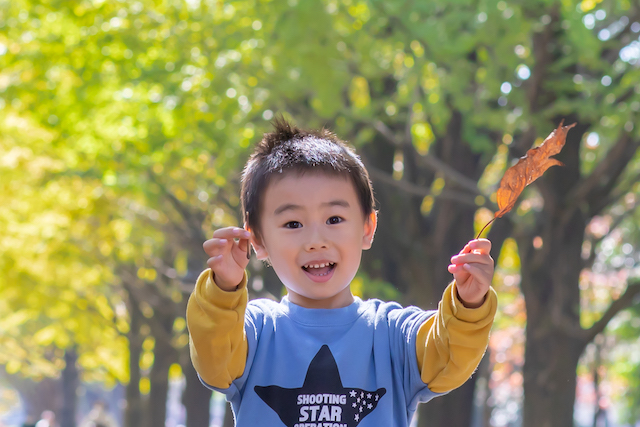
[476,217,497,239]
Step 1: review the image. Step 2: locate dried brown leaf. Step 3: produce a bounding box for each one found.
[477,120,577,238]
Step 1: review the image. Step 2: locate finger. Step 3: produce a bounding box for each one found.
[231,237,251,260]
[468,238,492,254]
[449,261,476,276]
[460,263,493,287]
[203,238,231,255]
[458,243,472,255]
[206,255,224,269]
[448,263,468,275]
[243,224,252,259]
[211,226,238,238]
[451,253,493,266]
[204,247,228,259]
[212,227,252,240]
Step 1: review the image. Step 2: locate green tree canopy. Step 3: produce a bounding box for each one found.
[2,0,640,426]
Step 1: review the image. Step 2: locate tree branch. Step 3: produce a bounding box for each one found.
[565,134,639,216]
[372,120,483,195]
[583,197,640,269]
[119,269,178,344]
[373,120,398,145]
[147,170,207,245]
[591,169,640,216]
[526,4,560,113]
[600,6,640,65]
[574,134,630,200]
[417,152,484,195]
[552,311,589,340]
[366,163,484,208]
[583,281,640,344]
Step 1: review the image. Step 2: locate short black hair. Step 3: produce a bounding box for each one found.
[241,116,376,237]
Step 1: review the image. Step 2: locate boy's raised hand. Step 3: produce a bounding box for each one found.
[447,239,494,308]
[203,227,252,291]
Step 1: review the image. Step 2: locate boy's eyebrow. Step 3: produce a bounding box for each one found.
[273,199,350,215]
[274,203,301,215]
[322,199,350,209]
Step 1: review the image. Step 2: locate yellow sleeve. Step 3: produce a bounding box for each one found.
[186,268,248,389]
[416,281,497,393]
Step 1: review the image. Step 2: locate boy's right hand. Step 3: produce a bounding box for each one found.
[203,227,252,291]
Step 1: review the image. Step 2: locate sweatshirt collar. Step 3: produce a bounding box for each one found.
[280,295,366,326]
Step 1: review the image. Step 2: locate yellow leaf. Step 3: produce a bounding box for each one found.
[173,317,186,333]
[350,276,363,298]
[169,363,183,380]
[580,0,602,12]
[140,377,151,395]
[349,76,371,110]
[33,325,58,346]
[142,336,155,351]
[140,352,154,370]
[0,310,33,330]
[498,238,521,270]
[5,360,21,375]
[420,196,434,215]
[411,122,435,155]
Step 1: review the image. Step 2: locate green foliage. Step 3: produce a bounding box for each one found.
[607,305,640,424]
[351,272,402,302]
[0,115,128,383]
[1,0,640,420]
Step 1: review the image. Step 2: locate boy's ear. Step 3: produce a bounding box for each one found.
[245,224,269,260]
[361,211,378,250]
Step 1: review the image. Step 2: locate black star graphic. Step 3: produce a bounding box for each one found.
[255,345,386,427]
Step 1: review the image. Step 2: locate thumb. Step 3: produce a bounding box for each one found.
[232,236,252,266]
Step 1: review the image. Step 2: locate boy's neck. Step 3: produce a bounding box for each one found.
[287,289,355,309]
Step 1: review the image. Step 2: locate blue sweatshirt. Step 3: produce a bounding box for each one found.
[187,270,497,427]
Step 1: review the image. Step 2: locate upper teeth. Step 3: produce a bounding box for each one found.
[304,262,335,268]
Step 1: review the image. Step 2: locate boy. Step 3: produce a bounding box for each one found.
[187,117,497,427]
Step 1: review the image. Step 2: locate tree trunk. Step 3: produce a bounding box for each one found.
[145,316,177,427]
[124,300,144,427]
[518,120,588,427]
[521,328,583,427]
[419,377,478,427]
[60,348,79,427]
[472,350,494,427]
[360,111,497,427]
[1,373,62,421]
[519,230,587,427]
[182,357,212,427]
[592,340,605,427]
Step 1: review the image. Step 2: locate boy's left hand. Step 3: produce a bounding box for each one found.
[448,239,494,308]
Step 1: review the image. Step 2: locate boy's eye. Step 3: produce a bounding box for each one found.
[327,216,343,225]
[284,221,302,229]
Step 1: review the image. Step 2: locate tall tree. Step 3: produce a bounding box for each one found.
[250,1,640,425]
[0,114,129,418]
[3,1,640,427]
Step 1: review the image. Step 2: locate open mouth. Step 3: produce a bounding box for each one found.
[302,262,336,276]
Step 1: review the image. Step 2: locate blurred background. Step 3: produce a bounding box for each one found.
[1,0,640,426]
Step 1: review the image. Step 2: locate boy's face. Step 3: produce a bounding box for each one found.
[251,172,376,309]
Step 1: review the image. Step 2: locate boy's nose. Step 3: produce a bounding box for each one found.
[305,241,329,251]
[304,228,329,251]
